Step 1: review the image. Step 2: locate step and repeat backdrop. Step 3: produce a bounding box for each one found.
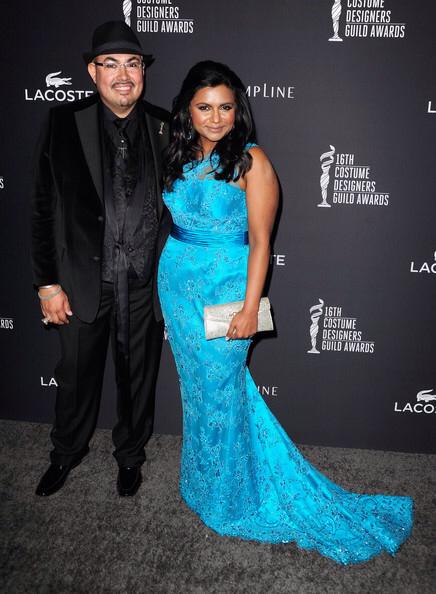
[0,1,435,453]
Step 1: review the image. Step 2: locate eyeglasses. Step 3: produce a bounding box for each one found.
[93,60,144,71]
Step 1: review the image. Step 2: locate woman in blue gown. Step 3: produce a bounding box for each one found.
[158,61,413,564]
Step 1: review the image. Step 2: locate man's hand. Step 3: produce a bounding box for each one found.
[39,286,73,325]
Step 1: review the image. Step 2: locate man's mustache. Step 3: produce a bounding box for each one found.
[111,80,135,88]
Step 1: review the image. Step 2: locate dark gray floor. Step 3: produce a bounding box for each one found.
[1,420,434,594]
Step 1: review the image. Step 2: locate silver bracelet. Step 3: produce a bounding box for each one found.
[38,286,62,301]
[39,284,58,289]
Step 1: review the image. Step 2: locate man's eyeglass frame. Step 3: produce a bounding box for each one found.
[93,60,144,71]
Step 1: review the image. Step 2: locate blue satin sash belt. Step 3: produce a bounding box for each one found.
[171,223,248,247]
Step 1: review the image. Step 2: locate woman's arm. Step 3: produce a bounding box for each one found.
[226,147,279,340]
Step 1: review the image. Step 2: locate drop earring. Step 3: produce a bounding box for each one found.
[187,118,193,141]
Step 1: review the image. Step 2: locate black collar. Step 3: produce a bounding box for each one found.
[101,100,139,124]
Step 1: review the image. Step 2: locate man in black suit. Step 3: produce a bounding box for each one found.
[31,21,171,497]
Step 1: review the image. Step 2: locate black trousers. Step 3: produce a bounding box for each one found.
[50,279,163,467]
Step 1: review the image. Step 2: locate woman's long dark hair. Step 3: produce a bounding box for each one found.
[163,60,256,191]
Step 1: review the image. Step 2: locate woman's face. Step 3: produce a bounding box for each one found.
[189,84,236,153]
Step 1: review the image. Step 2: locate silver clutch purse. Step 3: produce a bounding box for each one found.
[204,297,274,340]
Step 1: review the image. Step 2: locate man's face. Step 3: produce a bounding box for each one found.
[87,53,144,116]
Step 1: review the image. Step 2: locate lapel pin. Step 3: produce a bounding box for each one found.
[158,121,165,135]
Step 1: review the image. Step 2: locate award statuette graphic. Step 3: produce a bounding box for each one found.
[318,145,335,207]
[123,0,132,26]
[307,299,325,354]
[329,0,343,42]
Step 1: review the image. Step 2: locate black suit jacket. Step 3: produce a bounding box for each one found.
[31,93,171,323]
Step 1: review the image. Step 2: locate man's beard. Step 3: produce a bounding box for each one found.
[117,96,135,107]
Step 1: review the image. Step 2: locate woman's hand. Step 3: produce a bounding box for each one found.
[226,308,258,340]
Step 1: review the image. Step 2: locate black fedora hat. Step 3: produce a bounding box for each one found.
[83,20,152,64]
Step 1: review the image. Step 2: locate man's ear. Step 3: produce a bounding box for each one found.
[87,62,96,85]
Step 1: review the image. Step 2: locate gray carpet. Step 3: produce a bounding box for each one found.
[0,420,434,594]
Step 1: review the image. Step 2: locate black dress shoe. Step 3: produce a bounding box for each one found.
[117,466,142,496]
[35,461,80,497]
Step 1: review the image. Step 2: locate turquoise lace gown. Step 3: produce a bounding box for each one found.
[158,149,413,565]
